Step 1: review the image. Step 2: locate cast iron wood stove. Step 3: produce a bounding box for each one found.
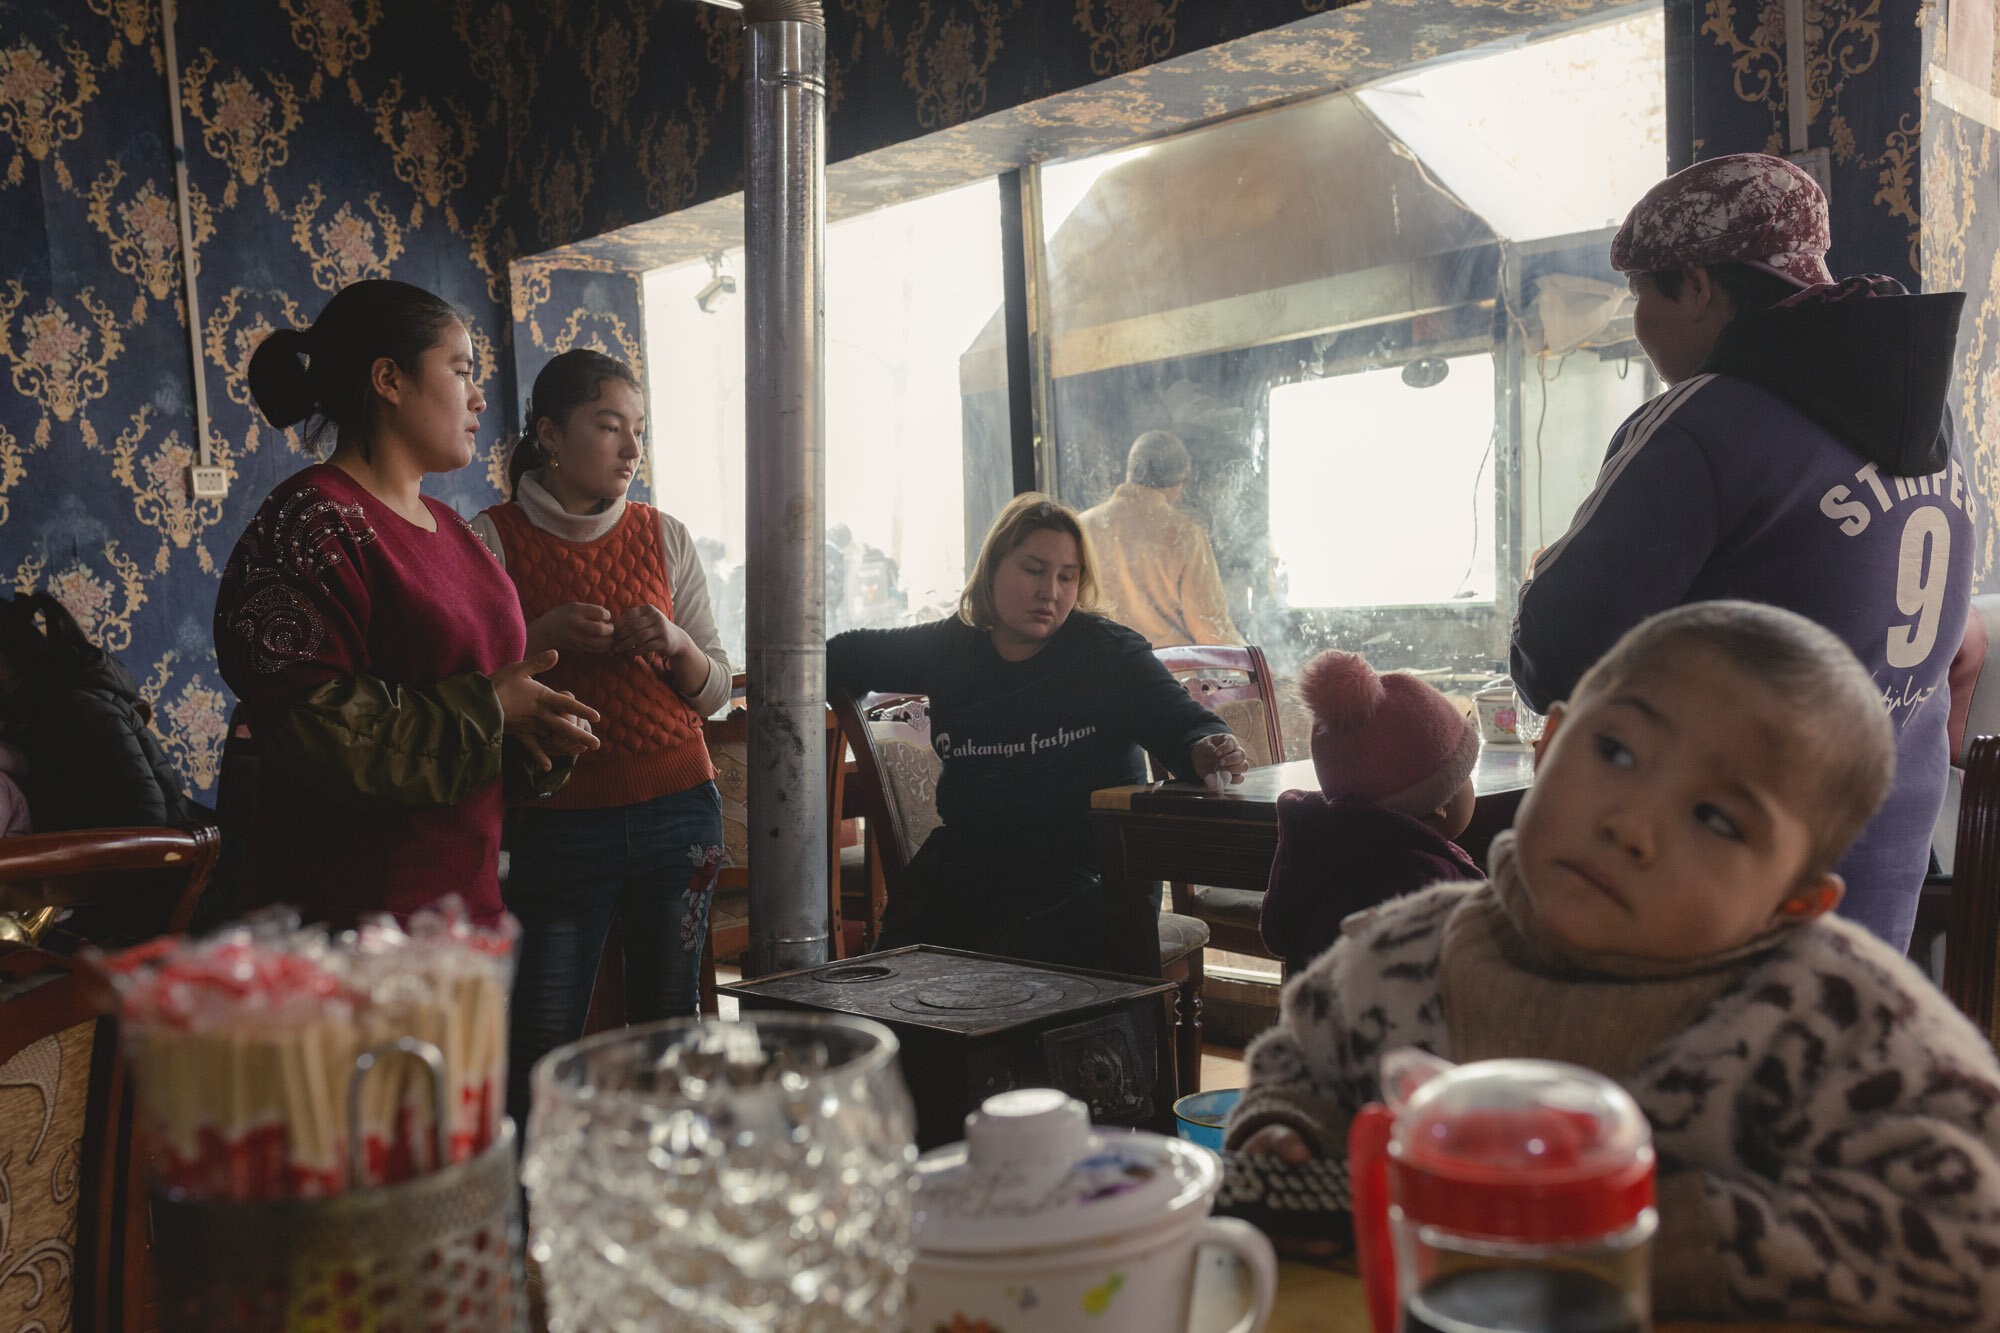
[722,946,1178,1149]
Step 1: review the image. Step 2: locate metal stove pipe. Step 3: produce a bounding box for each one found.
[731,0,828,976]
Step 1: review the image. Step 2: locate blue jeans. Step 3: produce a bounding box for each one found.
[502,782,724,1129]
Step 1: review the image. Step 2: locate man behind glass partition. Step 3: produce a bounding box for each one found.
[1509,152,1969,953]
[1081,430,1244,649]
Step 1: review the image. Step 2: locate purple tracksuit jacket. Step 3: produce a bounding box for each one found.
[1511,285,1969,950]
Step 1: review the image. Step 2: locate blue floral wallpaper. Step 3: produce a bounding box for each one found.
[1921,5,2000,590]
[1688,0,1924,288]
[1,0,1989,803]
[0,0,656,802]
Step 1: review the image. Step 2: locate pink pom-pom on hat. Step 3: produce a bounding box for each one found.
[1300,649,1479,818]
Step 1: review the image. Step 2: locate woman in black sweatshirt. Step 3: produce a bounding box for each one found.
[828,492,1248,974]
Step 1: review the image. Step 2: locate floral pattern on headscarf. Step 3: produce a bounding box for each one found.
[1611,153,1833,288]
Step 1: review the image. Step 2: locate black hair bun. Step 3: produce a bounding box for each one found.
[247,327,317,428]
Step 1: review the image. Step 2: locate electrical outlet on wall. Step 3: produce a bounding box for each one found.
[1787,147,1833,207]
[189,465,229,498]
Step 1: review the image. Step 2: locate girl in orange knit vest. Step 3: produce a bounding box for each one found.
[472,349,732,1127]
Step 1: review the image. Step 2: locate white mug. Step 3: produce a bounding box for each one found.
[909,1211,1276,1332]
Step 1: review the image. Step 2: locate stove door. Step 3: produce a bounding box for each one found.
[1040,1009,1160,1126]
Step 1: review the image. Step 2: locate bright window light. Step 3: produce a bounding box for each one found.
[1356,9,1666,239]
[1268,355,1497,608]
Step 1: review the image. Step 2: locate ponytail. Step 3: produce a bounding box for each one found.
[506,424,548,499]
[247,327,316,428]
[244,279,462,457]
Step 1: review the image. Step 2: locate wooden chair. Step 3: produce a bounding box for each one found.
[1913,599,2000,979]
[0,824,220,945]
[827,692,938,898]
[0,823,222,1333]
[830,689,1212,1098]
[1153,644,1287,963]
[1943,734,2000,1045]
[1153,643,1287,769]
[1,947,128,1333]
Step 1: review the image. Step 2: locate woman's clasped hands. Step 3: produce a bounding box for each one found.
[528,601,693,661]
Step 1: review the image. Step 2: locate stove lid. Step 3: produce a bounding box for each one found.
[721,947,1174,1037]
[911,1088,1217,1254]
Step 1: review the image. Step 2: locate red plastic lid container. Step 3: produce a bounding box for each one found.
[1387,1059,1655,1245]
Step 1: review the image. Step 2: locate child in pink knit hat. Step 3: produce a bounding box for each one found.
[1259,650,1482,974]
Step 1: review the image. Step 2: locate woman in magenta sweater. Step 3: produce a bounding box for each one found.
[472,349,731,1124]
[214,280,600,927]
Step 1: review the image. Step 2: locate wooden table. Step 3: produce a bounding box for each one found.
[1190,1253,1844,1333]
[1091,746,1536,897]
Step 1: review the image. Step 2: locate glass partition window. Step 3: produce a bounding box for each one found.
[644,254,747,666]
[1520,347,1654,561]
[1033,7,1665,712]
[635,6,1668,985]
[1268,354,1497,609]
[642,180,1008,669]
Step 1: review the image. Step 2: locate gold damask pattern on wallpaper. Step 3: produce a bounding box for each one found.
[638,89,712,216]
[87,0,160,71]
[0,425,23,531]
[15,541,146,655]
[140,648,230,792]
[506,255,626,356]
[903,0,1018,130]
[534,126,596,246]
[1697,1,1921,278]
[178,52,302,212]
[108,405,234,575]
[1075,0,1179,77]
[281,0,381,104]
[694,4,745,110]
[454,0,538,187]
[843,0,898,62]
[0,281,122,453]
[289,185,405,291]
[0,1,591,796]
[1704,0,1880,137]
[467,195,521,307]
[372,79,479,232]
[581,1,648,139]
[0,34,97,189]
[86,162,214,325]
[1924,102,2000,582]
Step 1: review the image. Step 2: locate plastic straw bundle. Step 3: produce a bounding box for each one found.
[97,898,517,1201]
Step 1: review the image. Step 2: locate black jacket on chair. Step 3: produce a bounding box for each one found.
[2,651,198,834]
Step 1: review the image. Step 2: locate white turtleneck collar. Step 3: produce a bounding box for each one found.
[515,469,626,543]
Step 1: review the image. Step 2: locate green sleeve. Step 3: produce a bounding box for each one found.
[260,671,507,807]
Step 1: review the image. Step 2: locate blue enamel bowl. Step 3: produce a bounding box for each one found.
[1173,1088,1242,1151]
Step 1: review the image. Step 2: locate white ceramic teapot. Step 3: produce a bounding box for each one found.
[909,1088,1277,1333]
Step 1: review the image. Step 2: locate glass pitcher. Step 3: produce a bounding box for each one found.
[1350,1052,1657,1333]
[523,1015,917,1332]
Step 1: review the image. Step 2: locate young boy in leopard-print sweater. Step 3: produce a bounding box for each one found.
[1227,602,2000,1327]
